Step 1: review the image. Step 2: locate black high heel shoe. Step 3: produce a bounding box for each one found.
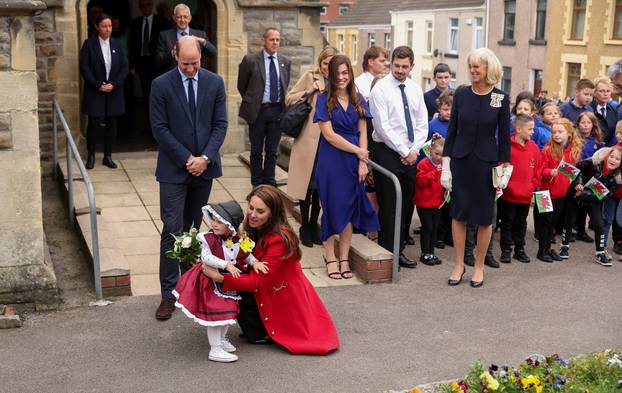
[448,266,466,286]
[470,279,484,288]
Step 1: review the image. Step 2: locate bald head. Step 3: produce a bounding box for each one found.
[176,36,201,77]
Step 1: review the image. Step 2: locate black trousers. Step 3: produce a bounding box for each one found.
[371,143,416,252]
[249,105,282,186]
[158,176,213,300]
[498,199,530,252]
[237,291,267,342]
[87,116,117,156]
[417,207,440,255]
[562,196,605,251]
[537,197,565,252]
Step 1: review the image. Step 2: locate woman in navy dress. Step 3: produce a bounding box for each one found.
[313,55,380,280]
[441,48,511,288]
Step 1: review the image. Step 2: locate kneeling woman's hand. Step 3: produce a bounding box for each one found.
[252,261,270,274]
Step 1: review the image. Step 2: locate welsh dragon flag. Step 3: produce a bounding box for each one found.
[557,160,580,181]
[421,140,432,158]
[585,177,609,200]
[534,190,554,213]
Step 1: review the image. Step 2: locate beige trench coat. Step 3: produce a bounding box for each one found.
[285,70,325,201]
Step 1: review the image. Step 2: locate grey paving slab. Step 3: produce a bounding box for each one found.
[87,170,130,183]
[93,181,135,194]
[106,221,159,238]
[119,157,157,170]
[96,193,143,208]
[126,254,160,276]
[221,165,251,179]
[221,154,245,167]
[115,236,161,256]
[100,206,151,222]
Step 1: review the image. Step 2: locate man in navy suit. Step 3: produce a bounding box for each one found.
[150,36,227,320]
[591,77,619,145]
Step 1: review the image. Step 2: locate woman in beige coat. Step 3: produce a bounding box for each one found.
[285,46,338,248]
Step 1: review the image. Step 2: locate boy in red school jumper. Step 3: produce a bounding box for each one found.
[498,114,541,263]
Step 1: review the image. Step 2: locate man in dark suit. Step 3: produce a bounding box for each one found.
[155,3,216,75]
[592,77,619,145]
[79,13,129,169]
[150,36,227,320]
[237,27,291,186]
[129,0,165,128]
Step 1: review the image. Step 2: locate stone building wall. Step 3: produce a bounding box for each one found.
[0,1,59,308]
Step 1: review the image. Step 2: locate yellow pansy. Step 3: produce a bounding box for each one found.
[240,237,255,253]
[521,375,542,393]
[450,382,460,392]
[480,371,499,391]
[224,239,234,248]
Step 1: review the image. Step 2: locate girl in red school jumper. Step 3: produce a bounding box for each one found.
[536,118,583,262]
[414,134,445,265]
[498,114,541,264]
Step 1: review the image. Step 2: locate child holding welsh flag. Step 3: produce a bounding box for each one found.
[536,118,583,263]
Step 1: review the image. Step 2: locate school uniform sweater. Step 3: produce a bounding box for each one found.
[539,144,577,199]
[414,157,444,208]
[502,136,541,204]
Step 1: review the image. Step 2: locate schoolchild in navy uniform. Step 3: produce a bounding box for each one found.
[560,79,594,123]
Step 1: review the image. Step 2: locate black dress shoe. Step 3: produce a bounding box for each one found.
[513,248,531,263]
[549,249,563,261]
[406,236,415,245]
[464,254,475,266]
[448,267,466,286]
[85,154,95,170]
[537,250,553,263]
[484,255,500,268]
[500,250,512,263]
[576,232,593,243]
[311,225,322,245]
[470,279,483,288]
[614,243,622,255]
[398,253,417,268]
[419,254,435,266]
[413,226,422,235]
[102,155,117,169]
[435,240,445,249]
[299,224,313,247]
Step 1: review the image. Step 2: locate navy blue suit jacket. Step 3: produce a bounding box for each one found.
[150,67,227,183]
[591,100,618,145]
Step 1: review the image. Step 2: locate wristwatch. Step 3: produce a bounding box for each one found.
[201,155,209,163]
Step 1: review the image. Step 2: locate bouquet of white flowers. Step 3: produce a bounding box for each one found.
[165,227,201,264]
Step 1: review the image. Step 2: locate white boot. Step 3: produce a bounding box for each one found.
[221,325,236,353]
[207,326,238,362]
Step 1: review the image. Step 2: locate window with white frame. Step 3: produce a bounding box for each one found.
[613,0,622,39]
[474,17,484,48]
[384,32,391,50]
[566,63,581,97]
[426,21,433,53]
[406,21,414,48]
[448,18,459,53]
[570,0,586,40]
[320,23,327,34]
[338,34,344,53]
[320,5,327,15]
[368,32,376,47]
[450,72,457,89]
[351,34,358,62]
[339,4,349,15]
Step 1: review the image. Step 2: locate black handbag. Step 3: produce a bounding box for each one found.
[279,100,312,138]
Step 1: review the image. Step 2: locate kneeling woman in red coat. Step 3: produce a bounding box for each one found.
[202,185,339,355]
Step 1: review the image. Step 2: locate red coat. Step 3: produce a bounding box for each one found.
[221,230,339,355]
[502,137,541,204]
[539,144,576,199]
[414,157,443,208]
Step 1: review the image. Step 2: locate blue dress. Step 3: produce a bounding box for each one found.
[313,92,380,240]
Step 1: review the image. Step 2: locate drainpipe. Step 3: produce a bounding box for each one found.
[485,0,490,47]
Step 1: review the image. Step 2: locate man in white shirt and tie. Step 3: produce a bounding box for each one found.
[369,46,428,268]
[591,76,618,145]
[355,46,388,102]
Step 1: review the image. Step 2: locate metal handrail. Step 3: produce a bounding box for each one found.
[367,159,402,283]
[52,99,105,302]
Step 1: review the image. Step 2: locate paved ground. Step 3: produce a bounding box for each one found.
[3,242,621,392]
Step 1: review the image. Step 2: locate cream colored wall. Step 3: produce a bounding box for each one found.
[391,10,434,87]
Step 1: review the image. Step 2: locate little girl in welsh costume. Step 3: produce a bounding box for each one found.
[173,200,268,363]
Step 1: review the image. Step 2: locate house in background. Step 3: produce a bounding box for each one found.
[392,0,485,90]
[488,0,549,99]
[545,0,622,100]
[327,0,402,75]
[320,0,357,35]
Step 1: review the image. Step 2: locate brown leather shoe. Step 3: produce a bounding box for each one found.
[155,298,176,320]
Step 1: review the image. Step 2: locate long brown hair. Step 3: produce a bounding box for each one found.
[576,111,604,144]
[243,185,301,260]
[326,55,366,119]
[547,118,583,162]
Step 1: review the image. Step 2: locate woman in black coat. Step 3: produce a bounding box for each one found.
[440,48,511,288]
[79,13,129,169]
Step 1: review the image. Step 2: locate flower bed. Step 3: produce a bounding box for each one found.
[433,350,622,393]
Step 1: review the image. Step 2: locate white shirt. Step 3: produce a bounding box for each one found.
[369,73,428,157]
[177,68,198,105]
[98,36,111,80]
[597,104,607,117]
[262,50,281,103]
[355,71,375,102]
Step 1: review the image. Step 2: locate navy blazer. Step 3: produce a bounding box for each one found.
[591,101,618,145]
[79,36,129,117]
[150,67,227,183]
[443,86,511,162]
[155,28,217,74]
[128,14,167,69]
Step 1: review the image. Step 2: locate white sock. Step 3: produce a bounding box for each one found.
[207,326,222,350]
[221,325,229,340]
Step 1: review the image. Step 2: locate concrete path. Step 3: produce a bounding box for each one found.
[2,246,621,392]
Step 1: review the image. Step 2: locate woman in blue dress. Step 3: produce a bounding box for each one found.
[313,55,380,280]
[441,48,511,288]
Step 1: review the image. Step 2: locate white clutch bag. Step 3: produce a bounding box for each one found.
[492,164,513,189]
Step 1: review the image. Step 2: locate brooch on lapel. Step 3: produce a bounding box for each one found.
[490,92,503,108]
[112,49,116,54]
